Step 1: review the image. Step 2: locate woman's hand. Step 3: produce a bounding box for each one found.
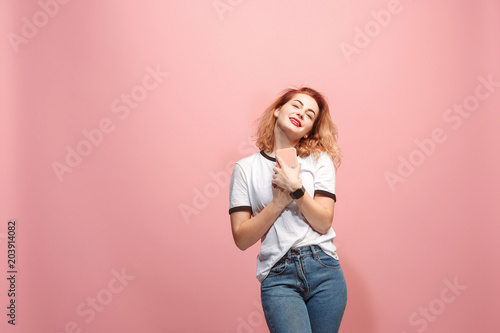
[272,156,302,193]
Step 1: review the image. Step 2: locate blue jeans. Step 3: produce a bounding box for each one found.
[260,245,347,333]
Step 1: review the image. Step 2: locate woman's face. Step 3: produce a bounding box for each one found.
[274,93,319,141]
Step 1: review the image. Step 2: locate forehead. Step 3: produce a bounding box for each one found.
[289,93,319,111]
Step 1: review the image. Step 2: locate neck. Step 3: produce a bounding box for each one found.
[270,125,299,156]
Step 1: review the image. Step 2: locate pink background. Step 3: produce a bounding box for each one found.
[1,0,499,332]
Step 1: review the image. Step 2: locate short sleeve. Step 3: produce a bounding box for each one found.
[229,163,252,214]
[313,153,337,202]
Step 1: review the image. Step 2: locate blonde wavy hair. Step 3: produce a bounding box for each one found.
[254,87,342,169]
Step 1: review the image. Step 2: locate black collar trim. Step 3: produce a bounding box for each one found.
[260,150,276,162]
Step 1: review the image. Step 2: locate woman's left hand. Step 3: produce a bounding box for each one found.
[272,156,302,193]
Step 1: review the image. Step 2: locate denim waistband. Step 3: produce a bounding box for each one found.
[286,245,321,259]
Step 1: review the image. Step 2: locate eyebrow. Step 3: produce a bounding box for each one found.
[293,99,317,116]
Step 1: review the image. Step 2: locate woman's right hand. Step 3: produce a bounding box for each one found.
[272,183,293,210]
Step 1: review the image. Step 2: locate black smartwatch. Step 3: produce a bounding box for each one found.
[290,185,305,200]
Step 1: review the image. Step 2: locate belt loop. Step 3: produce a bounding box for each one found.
[311,245,318,259]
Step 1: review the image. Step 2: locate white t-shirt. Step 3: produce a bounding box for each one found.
[229,150,339,282]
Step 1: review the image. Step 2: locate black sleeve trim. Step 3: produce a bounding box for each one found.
[314,190,336,202]
[229,206,252,215]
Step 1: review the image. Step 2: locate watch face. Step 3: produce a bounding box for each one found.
[291,186,305,199]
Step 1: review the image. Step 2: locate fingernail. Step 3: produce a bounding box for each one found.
[292,165,295,168]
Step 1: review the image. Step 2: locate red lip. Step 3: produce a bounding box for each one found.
[290,117,301,127]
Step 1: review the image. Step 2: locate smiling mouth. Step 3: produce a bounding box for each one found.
[290,118,301,127]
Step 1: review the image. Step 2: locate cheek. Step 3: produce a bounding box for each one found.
[304,122,314,132]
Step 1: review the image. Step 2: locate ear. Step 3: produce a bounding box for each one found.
[273,107,281,118]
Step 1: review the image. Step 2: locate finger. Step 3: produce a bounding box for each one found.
[275,156,287,168]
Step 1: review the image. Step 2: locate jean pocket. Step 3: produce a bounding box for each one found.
[267,258,289,277]
[315,251,341,269]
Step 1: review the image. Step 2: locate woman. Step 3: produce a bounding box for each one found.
[229,87,347,333]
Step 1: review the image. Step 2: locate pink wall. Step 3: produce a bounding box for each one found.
[1,0,499,332]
